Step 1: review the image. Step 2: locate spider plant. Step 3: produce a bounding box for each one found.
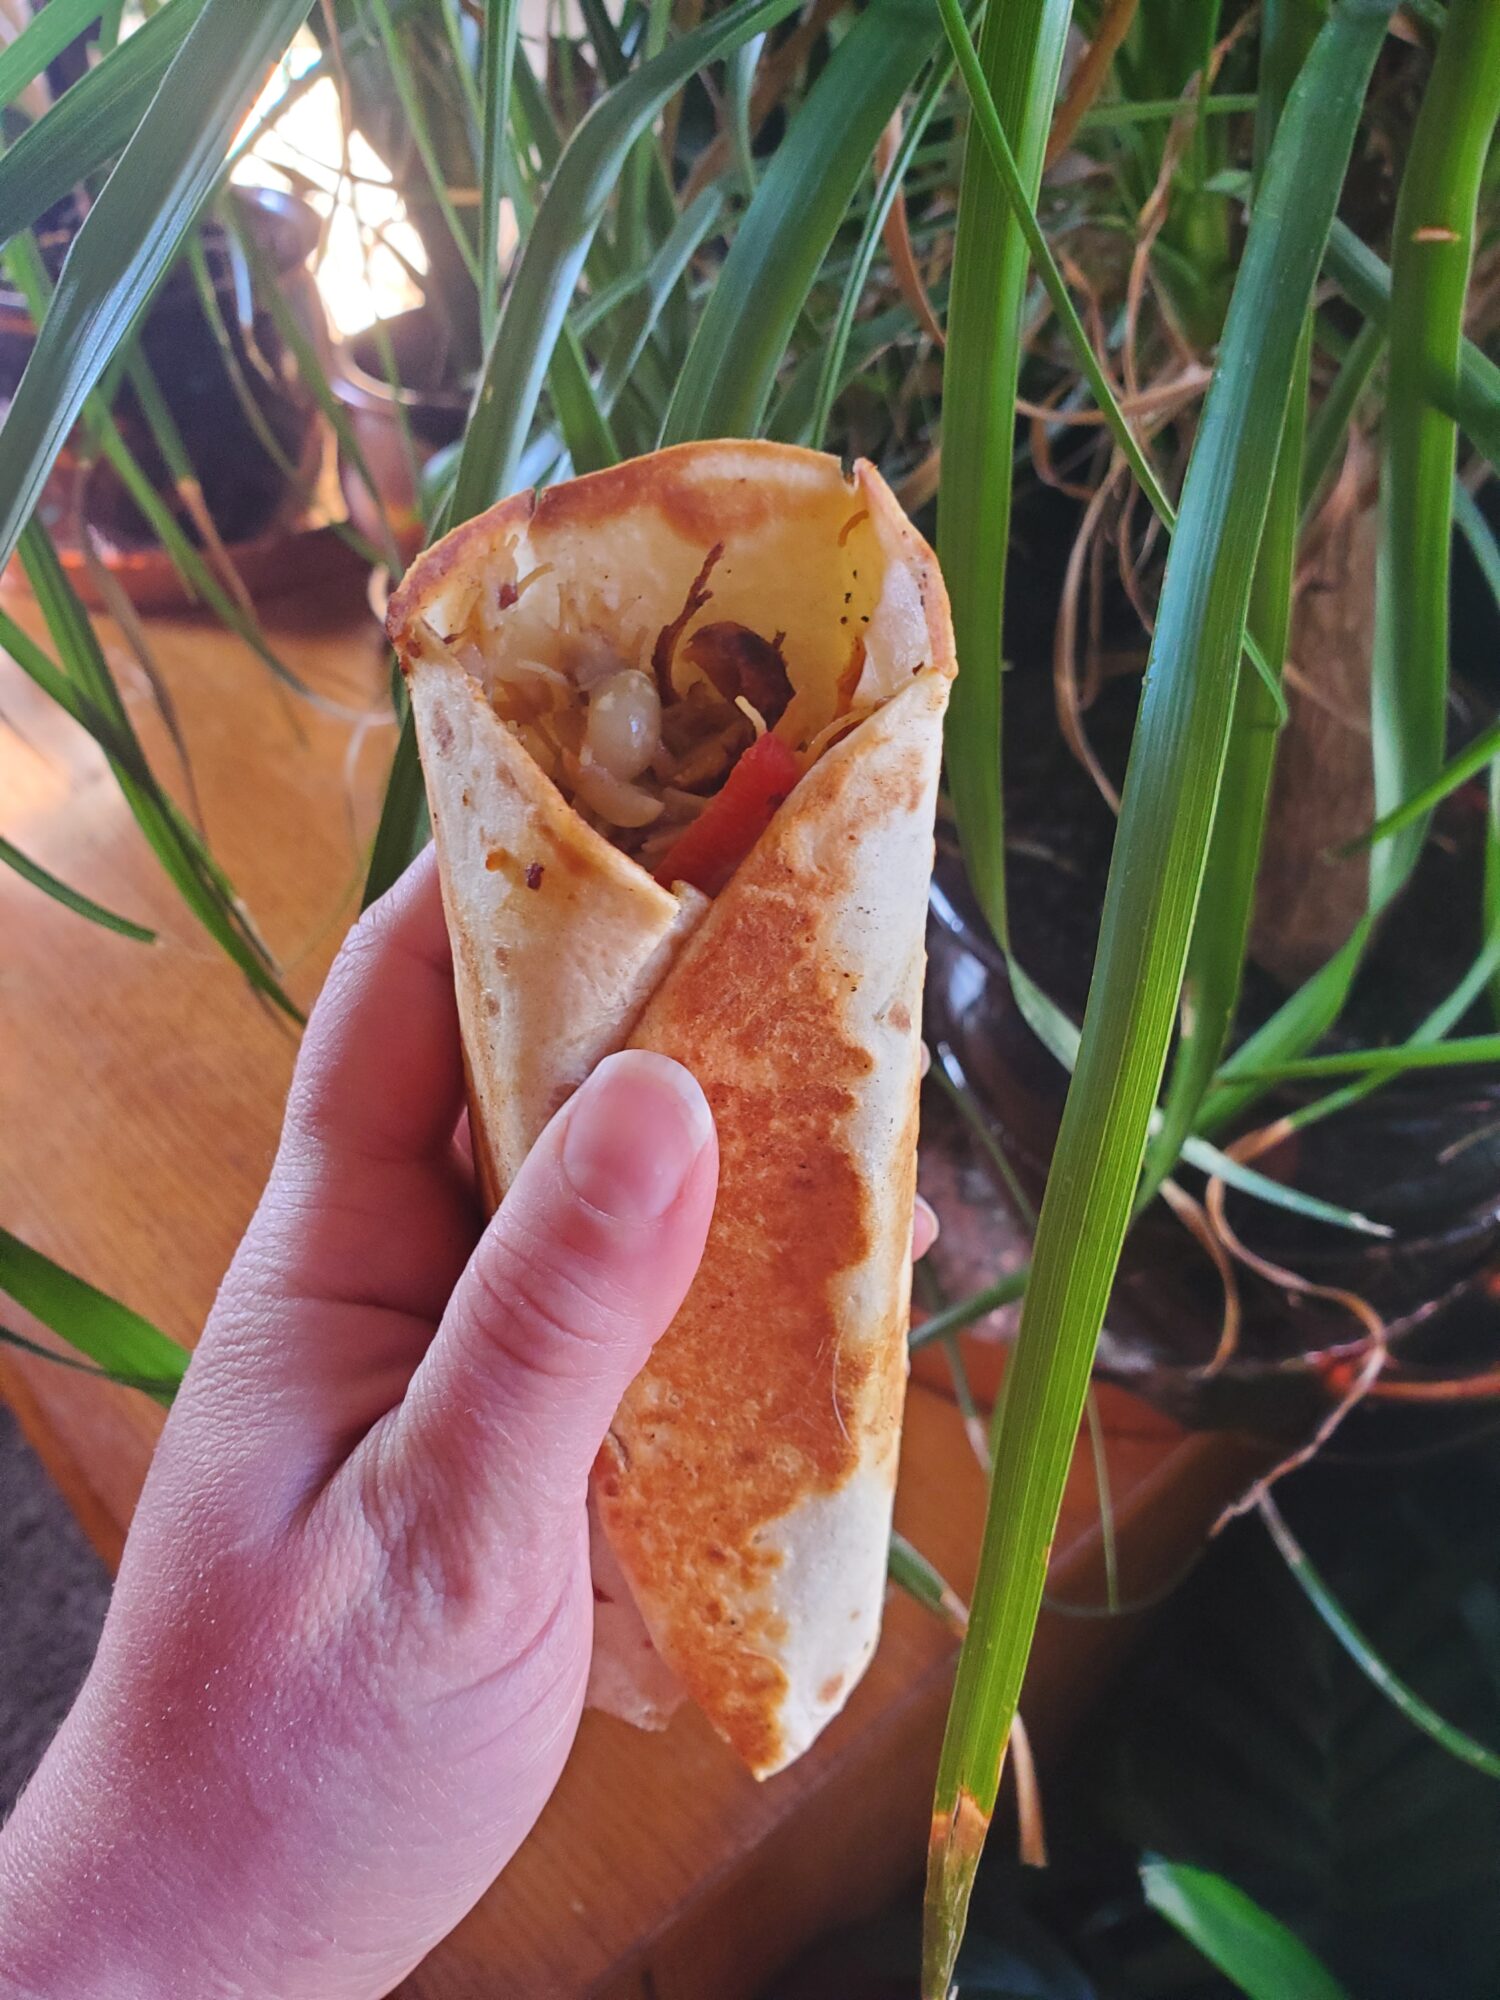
[1,2,1499,1992]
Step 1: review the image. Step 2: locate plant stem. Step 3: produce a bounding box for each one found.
[935,0,1073,948]
[921,8,1393,1990]
[1141,0,1318,1194]
[1370,0,1500,907]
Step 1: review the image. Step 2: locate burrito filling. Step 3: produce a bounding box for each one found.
[409,534,888,899]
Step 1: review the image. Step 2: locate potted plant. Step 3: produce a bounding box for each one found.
[0,1,331,605]
[0,2,1497,1994]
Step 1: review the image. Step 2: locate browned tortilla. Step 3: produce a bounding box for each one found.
[389,442,955,1774]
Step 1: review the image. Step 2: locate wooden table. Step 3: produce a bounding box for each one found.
[0,572,1261,1998]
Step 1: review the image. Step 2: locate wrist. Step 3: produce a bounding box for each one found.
[0,1709,216,2000]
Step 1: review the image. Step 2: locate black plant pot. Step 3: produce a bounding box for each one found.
[331,305,472,563]
[922,669,1500,1441]
[0,185,326,568]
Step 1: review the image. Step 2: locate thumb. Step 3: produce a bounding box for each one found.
[394,1051,717,1534]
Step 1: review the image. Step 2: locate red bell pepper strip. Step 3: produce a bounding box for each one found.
[653,732,803,898]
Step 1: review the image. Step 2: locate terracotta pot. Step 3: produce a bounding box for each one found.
[330,307,471,563]
[0,185,327,562]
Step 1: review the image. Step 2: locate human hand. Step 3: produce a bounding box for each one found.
[0,847,722,2000]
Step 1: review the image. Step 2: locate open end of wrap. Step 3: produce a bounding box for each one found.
[390,444,938,901]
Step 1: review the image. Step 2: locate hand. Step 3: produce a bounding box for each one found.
[0,848,719,2000]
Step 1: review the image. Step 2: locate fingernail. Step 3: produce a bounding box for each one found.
[913,1193,940,1258]
[561,1051,714,1222]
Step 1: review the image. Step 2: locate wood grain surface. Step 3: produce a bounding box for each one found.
[0,578,1260,1998]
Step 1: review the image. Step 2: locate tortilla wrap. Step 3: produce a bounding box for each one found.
[388,441,955,1776]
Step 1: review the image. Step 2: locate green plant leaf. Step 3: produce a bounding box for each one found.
[1143,0,1318,1195]
[0,835,156,943]
[1368,0,1500,907]
[362,706,428,906]
[0,0,207,253]
[450,0,803,523]
[0,0,315,580]
[1200,919,1374,1135]
[1142,1860,1352,2000]
[1243,1029,1500,1083]
[909,1269,1032,1351]
[662,0,942,446]
[3,229,343,714]
[890,1532,969,1634]
[1325,217,1500,476]
[0,1227,188,1407]
[0,1323,181,1397]
[598,182,724,417]
[935,0,1112,950]
[365,0,480,288]
[1103,1450,1500,1997]
[1260,1495,1500,1780]
[221,206,405,576]
[810,44,956,449]
[479,0,522,339]
[923,7,1395,1990]
[0,0,105,107]
[15,522,301,1019]
[1301,316,1384,520]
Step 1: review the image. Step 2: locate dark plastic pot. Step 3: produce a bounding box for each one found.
[331,306,471,562]
[921,670,1500,1441]
[0,185,326,558]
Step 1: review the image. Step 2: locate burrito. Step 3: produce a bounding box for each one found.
[387,441,956,1777]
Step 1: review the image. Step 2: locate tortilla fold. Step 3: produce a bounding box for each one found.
[388,441,955,1776]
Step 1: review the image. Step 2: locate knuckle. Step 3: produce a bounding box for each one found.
[458,1232,629,1391]
[342,1417,576,1687]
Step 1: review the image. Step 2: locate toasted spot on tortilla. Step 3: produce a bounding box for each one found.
[603,830,881,1769]
[535,446,796,549]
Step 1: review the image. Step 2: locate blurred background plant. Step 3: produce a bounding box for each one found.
[0,0,1498,1990]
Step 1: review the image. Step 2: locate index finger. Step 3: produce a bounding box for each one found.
[283,844,465,1168]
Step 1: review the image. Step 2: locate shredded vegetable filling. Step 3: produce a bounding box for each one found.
[424,540,874,898]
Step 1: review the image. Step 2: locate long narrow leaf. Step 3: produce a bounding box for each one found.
[0,1227,188,1408]
[0,1323,180,1397]
[1144,3,1319,1191]
[1242,1034,1500,1081]
[1346,707,1500,855]
[1260,1495,1500,1780]
[479,0,521,339]
[1369,0,1500,905]
[1326,217,1500,476]
[362,707,428,905]
[1301,316,1384,519]
[598,183,724,417]
[661,0,942,446]
[936,0,1115,945]
[922,9,1394,1991]
[0,835,156,943]
[18,521,301,1018]
[450,0,803,522]
[1202,919,1373,1133]
[0,0,313,577]
[223,207,404,575]
[0,0,206,253]
[365,0,480,286]
[811,48,956,450]
[1142,1859,1351,2000]
[0,0,104,107]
